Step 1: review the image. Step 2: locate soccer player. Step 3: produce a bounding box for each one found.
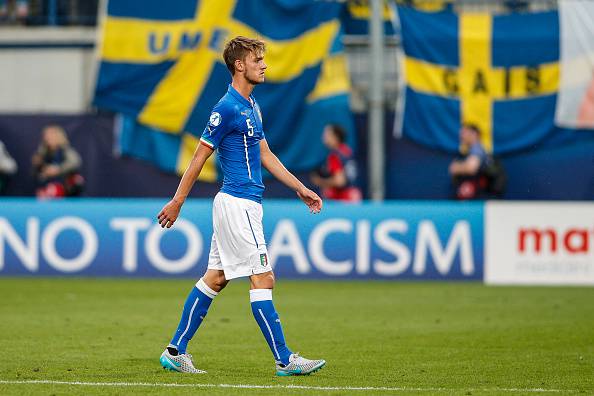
[157,36,326,376]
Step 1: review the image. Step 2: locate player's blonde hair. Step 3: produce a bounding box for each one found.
[223,36,266,75]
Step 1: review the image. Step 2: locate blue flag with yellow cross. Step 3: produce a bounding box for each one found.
[396,7,560,154]
[94,0,353,179]
[341,0,397,36]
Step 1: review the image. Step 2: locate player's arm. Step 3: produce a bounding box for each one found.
[260,139,322,213]
[448,155,481,176]
[157,143,214,228]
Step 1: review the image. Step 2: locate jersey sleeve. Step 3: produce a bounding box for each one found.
[200,102,235,150]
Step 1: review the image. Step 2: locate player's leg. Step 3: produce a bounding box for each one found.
[160,269,226,373]
[168,269,227,354]
[160,234,228,373]
[249,271,325,376]
[249,271,291,364]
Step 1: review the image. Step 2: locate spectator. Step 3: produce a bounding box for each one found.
[2,0,98,26]
[310,124,362,202]
[0,0,29,24]
[449,123,506,200]
[0,140,17,194]
[32,124,84,199]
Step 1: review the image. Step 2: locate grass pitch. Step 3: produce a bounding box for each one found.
[0,278,592,395]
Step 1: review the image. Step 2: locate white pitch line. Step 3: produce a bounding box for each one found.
[0,380,579,393]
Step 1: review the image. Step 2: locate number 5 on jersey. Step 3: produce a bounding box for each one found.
[246,119,255,136]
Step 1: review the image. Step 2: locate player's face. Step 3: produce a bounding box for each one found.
[243,51,267,85]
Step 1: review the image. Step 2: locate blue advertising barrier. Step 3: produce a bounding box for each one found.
[0,199,483,280]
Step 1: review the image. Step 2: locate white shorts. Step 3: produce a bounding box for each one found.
[207,192,271,280]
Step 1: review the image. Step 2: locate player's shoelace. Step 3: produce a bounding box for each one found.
[287,353,320,371]
[173,353,200,373]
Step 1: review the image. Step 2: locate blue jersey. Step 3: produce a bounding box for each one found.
[200,85,265,203]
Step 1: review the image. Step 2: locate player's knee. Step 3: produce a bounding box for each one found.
[212,276,228,291]
[202,270,228,292]
[266,272,275,288]
[252,271,275,289]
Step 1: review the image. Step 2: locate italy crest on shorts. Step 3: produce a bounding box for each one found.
[260,253,268,267]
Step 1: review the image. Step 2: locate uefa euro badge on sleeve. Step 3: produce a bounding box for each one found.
[209,112,221,127]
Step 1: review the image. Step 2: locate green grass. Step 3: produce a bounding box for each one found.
[0,279,592,395]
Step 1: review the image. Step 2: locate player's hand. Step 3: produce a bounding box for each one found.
[157,199,183,228]
[297,187,322,214]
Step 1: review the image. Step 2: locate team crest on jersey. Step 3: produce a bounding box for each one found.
[260,253,268,267]
[209,112,221,127]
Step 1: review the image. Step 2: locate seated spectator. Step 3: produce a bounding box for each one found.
[310,124,362,202]
[449,123,506,200]
[32,124,84,199]
[0,0,29,24]
[0,140,17,194]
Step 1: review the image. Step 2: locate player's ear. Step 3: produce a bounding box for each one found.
[234,59,244,73]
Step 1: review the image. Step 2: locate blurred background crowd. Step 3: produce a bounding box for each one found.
[0,0,591,202]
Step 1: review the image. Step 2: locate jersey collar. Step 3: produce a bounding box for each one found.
[228,84,255,108]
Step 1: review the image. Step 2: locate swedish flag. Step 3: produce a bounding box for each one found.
[94,0,353,177]
[341,0,397,36]
[397,7,562,154]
